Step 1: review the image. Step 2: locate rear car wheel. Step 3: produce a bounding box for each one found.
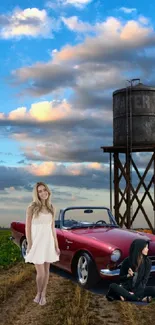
[20,237,27,258]
[76,252,100,289]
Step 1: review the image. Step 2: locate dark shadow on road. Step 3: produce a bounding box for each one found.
[50,264,110,295]
[50,264,155,303]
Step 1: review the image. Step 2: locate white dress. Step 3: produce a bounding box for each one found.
[24,212,60,264]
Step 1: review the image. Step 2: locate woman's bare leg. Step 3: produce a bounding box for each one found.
[39,262,50,305]
[34,264,45,303]
[41,262,50,296]
[120,296,125,301]
[142,296,152,303]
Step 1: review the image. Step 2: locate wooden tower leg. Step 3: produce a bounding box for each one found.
[126,151,131,229]
[114,152,119,224]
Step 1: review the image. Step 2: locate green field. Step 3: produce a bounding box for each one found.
[0,229,22,269]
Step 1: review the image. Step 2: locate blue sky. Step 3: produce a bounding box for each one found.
[0,0,155,226]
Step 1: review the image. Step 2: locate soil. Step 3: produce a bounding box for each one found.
[0,262,154,325]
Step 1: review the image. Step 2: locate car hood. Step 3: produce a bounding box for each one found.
[72,227,151,254]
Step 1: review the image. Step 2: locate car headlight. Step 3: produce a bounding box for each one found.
[110,249,121,262]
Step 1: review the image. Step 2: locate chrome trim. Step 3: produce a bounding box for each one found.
[66,239,73,244]
[151,265,155,272]
[100,269,120,276]
[100,265,155,277]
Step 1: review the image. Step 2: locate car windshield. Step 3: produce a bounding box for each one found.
[63,207,118,229]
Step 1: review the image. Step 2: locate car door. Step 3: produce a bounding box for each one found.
[55,228,73,271]
[56,228,76,272]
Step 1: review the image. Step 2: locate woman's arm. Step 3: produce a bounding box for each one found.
[25,206,33,247]
[120,258,132,282]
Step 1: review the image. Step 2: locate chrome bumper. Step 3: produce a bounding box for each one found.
[100,265,155,277]
[100,268,120,276]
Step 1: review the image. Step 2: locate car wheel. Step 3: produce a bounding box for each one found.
[20,237,27,258]
[76,252,100,289]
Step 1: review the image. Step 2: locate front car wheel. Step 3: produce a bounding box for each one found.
[76,252,100,289]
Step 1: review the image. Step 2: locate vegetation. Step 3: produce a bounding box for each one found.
[0,229,22,270]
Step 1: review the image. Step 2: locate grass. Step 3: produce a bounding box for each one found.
[57,285,93,325]
[0,229,22,270]
[0,262,34,303]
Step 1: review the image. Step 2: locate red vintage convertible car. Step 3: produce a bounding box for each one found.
[10,206,155,288]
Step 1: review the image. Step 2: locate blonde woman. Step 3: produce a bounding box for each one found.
[24,182,60,306]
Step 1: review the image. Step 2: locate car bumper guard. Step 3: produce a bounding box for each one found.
[100,265,155,276]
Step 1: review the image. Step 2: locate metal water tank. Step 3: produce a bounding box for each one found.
[113,83,155,146]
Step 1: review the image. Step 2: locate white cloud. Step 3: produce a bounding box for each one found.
[119,7,137,14]
[25,161,106,177]
[53,17,153,64]
[0,113,5,120]
[5,100,72,122]
[29,100,71,121]
[26,161,57,176]
[1,98,111,126]
[120,20,152,41]
[8,15,155,100]
[138,16,149,25]
[61,16,122,35]
[46,0,92,9]
[64,0,92,8]
[62,16,92,32]
[9,107,27,120]
[0,99,112,166]
[53,15,152,46]
[0,7,58,39]
[60,15,152,41]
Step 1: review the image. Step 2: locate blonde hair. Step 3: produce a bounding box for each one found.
[29,182,55,219]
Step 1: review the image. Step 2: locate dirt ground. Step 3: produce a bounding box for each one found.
[0,262,155,325]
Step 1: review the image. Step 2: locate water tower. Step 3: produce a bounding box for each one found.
[101,79,155,232]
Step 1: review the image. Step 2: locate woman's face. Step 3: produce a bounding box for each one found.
[142,244,149,256]
[37,184,49,201]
